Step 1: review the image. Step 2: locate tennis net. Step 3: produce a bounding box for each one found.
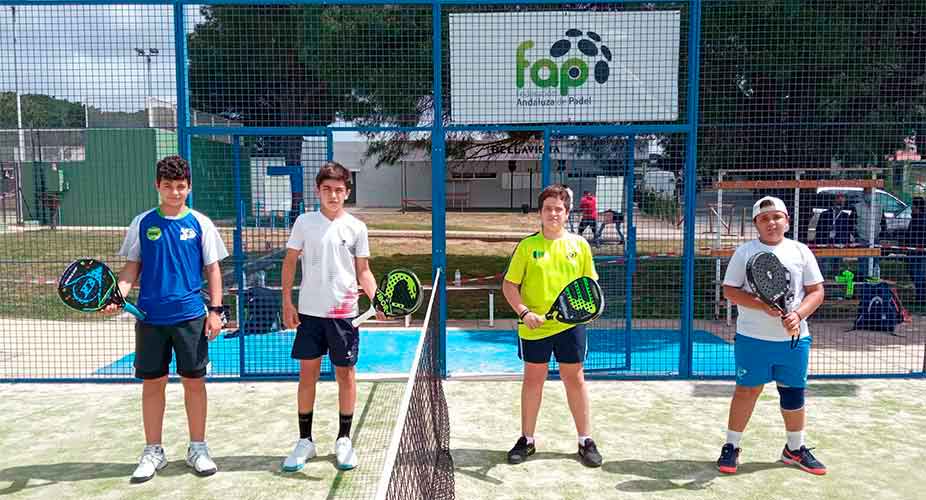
[374,267,455,500]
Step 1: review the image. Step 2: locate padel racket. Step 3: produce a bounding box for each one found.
[58,258,146,320]
[745,251,798,338]
[352,269,423,327]
[544,276,604,324]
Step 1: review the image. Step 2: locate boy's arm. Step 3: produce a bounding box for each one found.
[355,257,386,321]
[203,261,223,308]
[281,248,301,329]
[355,257,377,302]
[783,283,824,331]
[723,285,780,317]
[503,279,543,329]
[104,261,141,313]
[203,261,224,339]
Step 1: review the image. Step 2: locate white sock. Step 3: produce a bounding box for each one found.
[524,436,534,446]
[578,435,592,447]
[726,430,743,448]
[787,431,805,451]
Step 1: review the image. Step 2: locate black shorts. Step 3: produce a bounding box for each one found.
[292,314,360,367]
[134,315,209,379]
[518,325,587,364]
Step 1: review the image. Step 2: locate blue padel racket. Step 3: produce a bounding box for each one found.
[745,251,798,340]
[352,269,423,327]
[58,258,145,320]
[545,276,604,324]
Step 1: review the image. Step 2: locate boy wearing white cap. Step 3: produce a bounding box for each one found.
[716,196,827,475]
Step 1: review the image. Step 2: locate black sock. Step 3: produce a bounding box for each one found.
[298,411,313,441]
[338,413,353,439]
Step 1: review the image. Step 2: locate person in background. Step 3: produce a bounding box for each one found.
[903,197,926,305]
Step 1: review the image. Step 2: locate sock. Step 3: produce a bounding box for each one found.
[578,435,592,447]
[298,411,313,441]
[338,413,353,439]
[189,440,205,448]
[787,431,805,451]
[726,429,743,448]
[523,436,535,446]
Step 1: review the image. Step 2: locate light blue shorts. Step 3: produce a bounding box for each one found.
[734,334,811,388]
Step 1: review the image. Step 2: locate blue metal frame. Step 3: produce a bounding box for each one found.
[623,136,636,371]
[232,136,247,376]
[431,0,447,377]
[678,0,702,378]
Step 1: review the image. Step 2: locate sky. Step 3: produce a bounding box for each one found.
[0,5,203,112]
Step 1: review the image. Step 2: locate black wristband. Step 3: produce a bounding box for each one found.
[518,308,530,319]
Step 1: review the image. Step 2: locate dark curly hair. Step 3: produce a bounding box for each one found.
[156,155,191,184]
[315,161,352,190]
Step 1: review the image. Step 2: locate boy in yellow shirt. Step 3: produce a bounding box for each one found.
[502,184,601,467]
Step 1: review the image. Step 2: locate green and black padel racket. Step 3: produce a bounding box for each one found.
[545,276,604,324]
[352,269,423,327]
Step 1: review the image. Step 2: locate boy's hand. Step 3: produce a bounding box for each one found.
[522,311,545,329]
[782,311,802,332]
[283,302,301,329]
[205,311,223,340]
[375,310,387,321]
[100,303,120,315]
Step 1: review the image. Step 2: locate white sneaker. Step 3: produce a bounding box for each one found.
[185,442,217,476]
[335,436,357,470]
[282,438,317,472]
[131,445,167,483]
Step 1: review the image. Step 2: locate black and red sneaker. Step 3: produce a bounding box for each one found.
[717,443,740,474]
[781,445,827,475]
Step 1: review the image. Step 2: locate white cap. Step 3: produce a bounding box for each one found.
[752,196,788,220]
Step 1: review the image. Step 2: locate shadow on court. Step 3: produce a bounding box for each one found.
[451,448,578,484]
[0,455,330,495]
[603,459,785,492]
[690,382,860,398]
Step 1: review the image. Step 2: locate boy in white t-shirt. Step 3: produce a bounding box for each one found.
[717,196,827,476]
[279,161,384,472]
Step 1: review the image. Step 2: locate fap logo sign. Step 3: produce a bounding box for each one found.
[516,29,612,98]
[450,11,680,125]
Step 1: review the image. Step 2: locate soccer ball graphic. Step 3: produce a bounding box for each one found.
[549,28,612,85]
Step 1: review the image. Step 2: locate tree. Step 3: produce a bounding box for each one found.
[0,92,85,129]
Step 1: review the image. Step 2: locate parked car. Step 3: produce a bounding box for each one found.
[807,187,910,242]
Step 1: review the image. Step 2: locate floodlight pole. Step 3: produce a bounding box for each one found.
[12,6,25,223]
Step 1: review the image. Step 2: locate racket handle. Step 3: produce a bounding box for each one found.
[123,302,146,321]
[352,306,377,328]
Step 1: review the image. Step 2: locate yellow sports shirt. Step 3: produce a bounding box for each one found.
[504,231,598,340]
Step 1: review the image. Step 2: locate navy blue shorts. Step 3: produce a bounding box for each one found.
[292,314,359,367]
[134,315,208,379]
[518,325,587,364]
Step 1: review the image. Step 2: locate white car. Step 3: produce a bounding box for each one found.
[806,187,910,242]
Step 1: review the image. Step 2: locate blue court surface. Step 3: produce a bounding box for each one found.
[97,328,734,377]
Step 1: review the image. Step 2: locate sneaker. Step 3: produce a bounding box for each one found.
[185,442,218,477]
[282,438,317,472]
[578,438,603,468]
[335,437,357,470]
[506,436,536,464]
[781,445,827,475]
[717,443,741,474]
[130,445,167,483]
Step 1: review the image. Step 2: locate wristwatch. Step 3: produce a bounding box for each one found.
[207,305,225,314]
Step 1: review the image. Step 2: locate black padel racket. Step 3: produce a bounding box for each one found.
[544,276,604,324]
[745,251,798,337]
[352,269,423,327]
[58,258,145,320]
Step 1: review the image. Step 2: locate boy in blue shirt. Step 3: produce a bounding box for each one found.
[109,155,229,483]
